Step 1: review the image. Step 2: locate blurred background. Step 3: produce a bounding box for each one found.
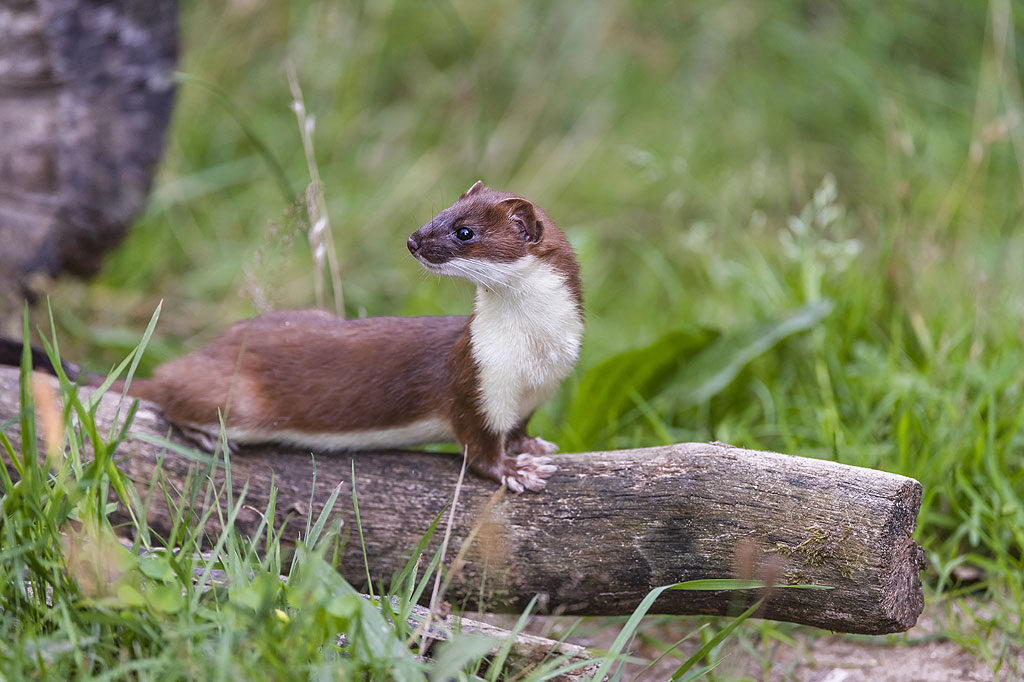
[38,0,1024,659]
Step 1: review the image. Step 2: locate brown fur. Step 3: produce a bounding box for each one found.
[407,185,583,310]
[132,311,466,434]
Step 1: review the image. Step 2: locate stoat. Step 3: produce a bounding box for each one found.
[6,182,584,492]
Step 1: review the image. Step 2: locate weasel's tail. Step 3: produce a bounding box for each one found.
[0,335,85,382]
[0,335,151,397]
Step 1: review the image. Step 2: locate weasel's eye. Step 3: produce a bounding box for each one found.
[455,227,474,241]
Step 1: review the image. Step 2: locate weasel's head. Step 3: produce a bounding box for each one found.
[407,181,576,291]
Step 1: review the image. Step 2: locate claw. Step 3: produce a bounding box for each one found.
[501,453,558,493]
[502,475,525,494]
[520,474,548,491]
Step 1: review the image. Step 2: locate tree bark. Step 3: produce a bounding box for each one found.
[0,0,177,331]
[0,367,925,634]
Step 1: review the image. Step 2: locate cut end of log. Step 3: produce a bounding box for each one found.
[879,478,927,633]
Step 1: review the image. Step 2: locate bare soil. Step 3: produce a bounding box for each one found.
[480,602,1023,681]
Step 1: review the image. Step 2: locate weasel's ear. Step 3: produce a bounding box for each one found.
[461,180,485,199]
[501,198,542,243]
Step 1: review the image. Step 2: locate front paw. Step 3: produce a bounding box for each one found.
[507,435,559,456]
[500,454,557,493]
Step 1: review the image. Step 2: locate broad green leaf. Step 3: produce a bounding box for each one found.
[569,328,720,447]
[145,583,185,614]
[325,594,362,620]
[116,584,146,608]
[569,300,833,448]
[139,555,176,582]
[431,635,495,680]
[663,299,834,406]
[230,570,283,611]
[288,546,423,682]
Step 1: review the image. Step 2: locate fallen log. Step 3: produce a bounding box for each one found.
[0,367,925,634]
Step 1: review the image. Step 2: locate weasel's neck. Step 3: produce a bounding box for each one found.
[474,253,578,307]
[468,255,583,434]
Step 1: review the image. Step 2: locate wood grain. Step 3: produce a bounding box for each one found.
[0,367,925,634]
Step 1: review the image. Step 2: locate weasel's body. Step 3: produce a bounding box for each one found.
[90,182,582,492]
[131,312,466,450]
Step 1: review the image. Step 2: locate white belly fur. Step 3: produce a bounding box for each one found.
[466,255,583,434]
[194,416,454,451]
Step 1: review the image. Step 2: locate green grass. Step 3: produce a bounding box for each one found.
[2,321,783,679]
[18,0,1024,677]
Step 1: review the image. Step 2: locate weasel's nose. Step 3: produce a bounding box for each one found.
[407,235,419,254]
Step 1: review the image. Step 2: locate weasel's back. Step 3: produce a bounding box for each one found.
[141,310,467,439]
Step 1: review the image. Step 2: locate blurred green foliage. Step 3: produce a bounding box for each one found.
[39,0,1024,668]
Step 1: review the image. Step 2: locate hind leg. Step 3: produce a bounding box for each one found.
[506,419,558,455]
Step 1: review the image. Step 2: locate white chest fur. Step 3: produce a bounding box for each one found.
[465,255,583,434]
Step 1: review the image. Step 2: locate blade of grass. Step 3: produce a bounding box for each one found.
[174,72,295,204]
[350,460,374,601]
[669,599,764,680]
[485,594,539,681]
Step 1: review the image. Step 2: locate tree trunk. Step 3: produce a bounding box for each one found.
[0,0,177,332]
[0,367,925,634]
